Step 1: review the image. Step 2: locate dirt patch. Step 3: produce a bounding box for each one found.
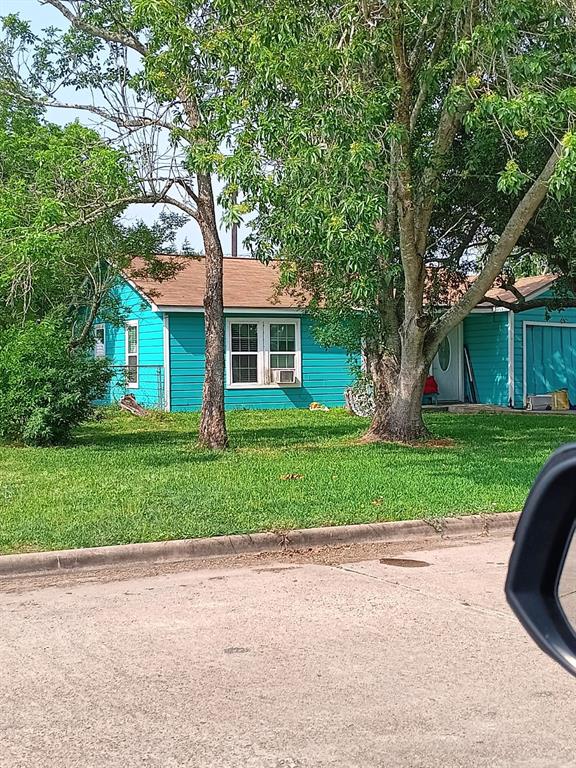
[420,438,455,448]
[353,431,456,448]
[380,557,431,568]
[0,532,512,594]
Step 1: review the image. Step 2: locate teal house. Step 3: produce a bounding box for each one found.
[94,261,576,411]
[437,274,576,409]
[95,257,353,411]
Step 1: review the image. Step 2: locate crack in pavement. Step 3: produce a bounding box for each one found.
[334,563,514,620]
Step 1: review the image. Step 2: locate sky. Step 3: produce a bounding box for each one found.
[2,0,247,255]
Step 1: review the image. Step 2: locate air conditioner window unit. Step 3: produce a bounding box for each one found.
[271,368,296,385]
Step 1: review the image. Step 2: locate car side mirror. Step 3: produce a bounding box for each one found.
[506,444,576,676]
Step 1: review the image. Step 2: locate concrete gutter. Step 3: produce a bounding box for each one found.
[0,512,520,578]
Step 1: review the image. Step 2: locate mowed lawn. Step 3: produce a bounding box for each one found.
[0,408,574,554]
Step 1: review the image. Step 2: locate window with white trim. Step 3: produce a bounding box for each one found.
[125,320,139,387]
[94,323,105,358]
[227,319,301,388]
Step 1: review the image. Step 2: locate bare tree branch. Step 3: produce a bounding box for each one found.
[412,2,480,259]
[41,0,148,55]
[69,280,105,350]
[497,277,525,303]
[480,295,576,313]
[6,90,177,132]
[391,22,424,321]
[409,10,450,131]
[172,177,198,206]
[414,88,470,260]
[46,193,198,235]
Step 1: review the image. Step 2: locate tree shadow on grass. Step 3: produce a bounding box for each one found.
[229,423,364,449]
[429,414,576,451]
[74,419,364,452]
[72,429,207,451]
[113,451,223,469]
[69,411,574,464]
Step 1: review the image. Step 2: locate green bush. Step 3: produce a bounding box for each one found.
[0,319,112,446]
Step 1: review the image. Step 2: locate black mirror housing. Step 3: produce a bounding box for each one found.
[506,444,576,676]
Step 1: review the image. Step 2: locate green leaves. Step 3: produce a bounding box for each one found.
[0,316,113,446]
[497,160,529,195]
[1,13,33,42]
[3,0,576,368]
[0,94,182,334]
[202,0,576,362]
[549,132,576,199]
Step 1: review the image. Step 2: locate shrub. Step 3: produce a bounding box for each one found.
[0,319,112,446]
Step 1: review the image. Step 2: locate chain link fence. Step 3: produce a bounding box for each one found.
[105,365,166,410]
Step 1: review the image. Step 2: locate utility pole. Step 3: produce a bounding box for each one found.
[231,189,238,258]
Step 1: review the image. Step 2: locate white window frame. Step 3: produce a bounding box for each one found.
[125,319,139,389]
[226,318,302,389]
[94,323,106,358]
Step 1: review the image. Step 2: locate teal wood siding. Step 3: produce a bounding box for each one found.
[525,325,576,403]
[169,313,353,412]
[98,281,166,408]
[169,313,205,411]
[514,294,576,407]
[463,312,509,406]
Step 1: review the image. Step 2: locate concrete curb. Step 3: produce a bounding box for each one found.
[0,512,520,578]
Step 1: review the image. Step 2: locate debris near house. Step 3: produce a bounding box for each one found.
[422,375,439,405]
[346,375,440,416]
[527,389,570,411]
[344,383,375,417]
[119,394,148,417]
[309,402,329,412]
[447,404,511,414]
[552,389,570,410]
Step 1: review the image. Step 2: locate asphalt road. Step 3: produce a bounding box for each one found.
[1,535,575,768]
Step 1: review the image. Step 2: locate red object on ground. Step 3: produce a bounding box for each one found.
[424,375,439,395]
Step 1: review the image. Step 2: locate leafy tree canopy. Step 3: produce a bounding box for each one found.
[204,0,576,438]
[3,0,576,441]
[211,0,576,308]
[0,0,258,449]
[0,92,183,339]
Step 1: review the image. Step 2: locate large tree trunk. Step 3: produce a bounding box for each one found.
[363,326,430,443]
[197,173,228,450]
[364,362,429,442]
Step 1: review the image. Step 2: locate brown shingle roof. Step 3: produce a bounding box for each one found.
[126,256,557,311]
[127,256,301,310]
[479,274,557,307]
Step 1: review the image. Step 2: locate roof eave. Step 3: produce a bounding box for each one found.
[156,305,305,314]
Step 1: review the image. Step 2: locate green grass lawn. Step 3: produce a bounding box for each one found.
[0,407,574,554]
